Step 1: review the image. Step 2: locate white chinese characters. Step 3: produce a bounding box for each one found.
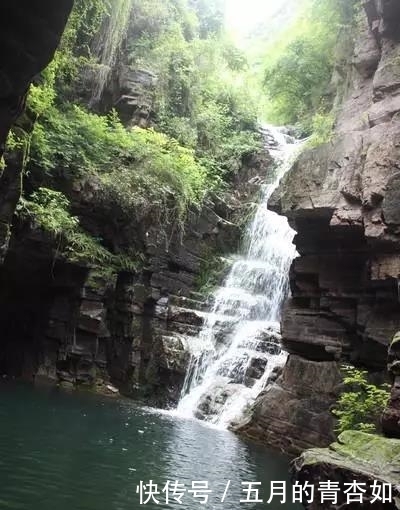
[136,479,394,505]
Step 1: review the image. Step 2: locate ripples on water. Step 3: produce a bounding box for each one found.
[0,384,301,510]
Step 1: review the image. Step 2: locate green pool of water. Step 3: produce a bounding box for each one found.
[0,383,302,509]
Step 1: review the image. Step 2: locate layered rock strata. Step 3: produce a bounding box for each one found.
[0,191,243,406]
[237,0,400,453]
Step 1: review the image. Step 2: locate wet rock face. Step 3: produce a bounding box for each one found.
[0,192,244,407]
[365,0,400,41]
[83,10,158,126]
[195,379,244,421]
[245,2,400,454]
[235,356,341,455]
[97,64,157,127]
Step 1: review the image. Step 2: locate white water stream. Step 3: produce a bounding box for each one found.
[177,126,299,426]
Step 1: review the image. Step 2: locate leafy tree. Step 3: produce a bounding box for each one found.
[262,0,360,134]
[188,0,224,38]
[333,367,390,435]
[264,35,333,129]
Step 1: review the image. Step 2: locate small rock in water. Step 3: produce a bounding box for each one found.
[106,384,119,394]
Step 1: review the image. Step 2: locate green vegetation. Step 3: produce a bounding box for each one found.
[17,187,114,265]
[27,0,261,193]
[262,0,359,135]
[5,0,362,269]
[30,105,207,219]
[5,0,263,270]
[125,0,261,179]
[307,110,335,148]
[333,367,390,435]
[196,250,231,295]
[17,187,139,271]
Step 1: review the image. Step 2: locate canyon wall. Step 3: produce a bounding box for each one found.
[0,0,74,263]
[0,149,269,407]
[0,188,243,405]
[237,0,400,454]
[0,0,74,153]
[0,1,272,405]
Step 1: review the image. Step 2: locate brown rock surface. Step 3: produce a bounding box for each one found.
[241,1,400,454]
[234,355,341,455]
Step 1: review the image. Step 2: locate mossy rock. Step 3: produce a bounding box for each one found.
[297,430,400,485]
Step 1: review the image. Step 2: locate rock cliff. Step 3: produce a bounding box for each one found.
[0,0,74,262]
[237,0,400,454]
[0,170,258,405]
[0,0,73,152]
[0,1,274,407]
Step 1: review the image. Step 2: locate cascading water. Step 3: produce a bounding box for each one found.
[87,0,132,106]
[177,126,299,427]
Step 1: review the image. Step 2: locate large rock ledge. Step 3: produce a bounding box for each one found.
[294,430,400,509]
[233,355,341,455]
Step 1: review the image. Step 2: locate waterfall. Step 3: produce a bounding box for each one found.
[88,0,132,106]
[177,125,299,427]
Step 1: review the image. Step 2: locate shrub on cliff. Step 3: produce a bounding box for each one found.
[333,367,391,435]
[17,187,139,271]
[6,0,264,270]
[17,188,113,265]
[25,0,259,218]
[30,105,207,220]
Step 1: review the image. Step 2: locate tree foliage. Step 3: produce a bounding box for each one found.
[264,36,333,129]
[262,0,360,134]
[333,367,390,435]
[125,0,261,179]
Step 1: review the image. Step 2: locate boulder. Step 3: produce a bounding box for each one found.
[294,430,400,509]
[158,335,190,375]
[195,379,243,421]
